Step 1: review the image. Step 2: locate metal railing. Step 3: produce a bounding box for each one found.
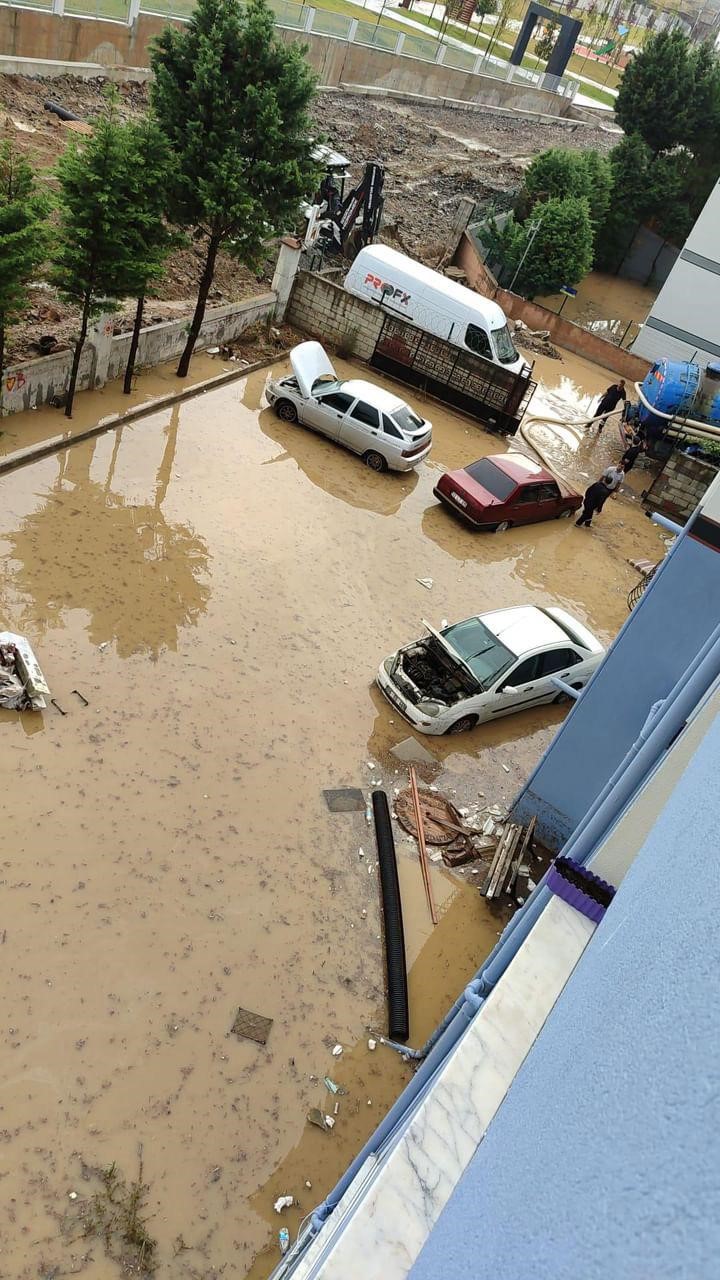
[0,0,579,100]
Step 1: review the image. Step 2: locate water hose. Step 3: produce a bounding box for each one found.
[372,790,409,1043]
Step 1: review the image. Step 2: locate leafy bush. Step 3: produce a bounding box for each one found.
[482,195,594,298]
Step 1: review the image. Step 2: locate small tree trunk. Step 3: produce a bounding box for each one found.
[0,319,5,418]
[124,293,145,395]
[177,233,221,378]
[65,291,92,419]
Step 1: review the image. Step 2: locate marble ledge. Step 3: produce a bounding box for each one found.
[290,895,595,1280]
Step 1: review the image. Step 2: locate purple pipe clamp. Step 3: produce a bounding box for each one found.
[547,856,616,925]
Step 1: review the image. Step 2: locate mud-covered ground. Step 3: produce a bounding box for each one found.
[0,344,665,1278]
[1,74,617,361]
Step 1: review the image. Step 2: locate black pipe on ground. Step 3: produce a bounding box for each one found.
[44,101,82,123]
[372,789,409,1042]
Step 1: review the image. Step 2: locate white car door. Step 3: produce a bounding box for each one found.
[302,389,354,439]
[339,399,382,455]
[489,647,586,719]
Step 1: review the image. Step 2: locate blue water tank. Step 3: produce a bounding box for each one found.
[638,360,701,431]
[705,362,720,426]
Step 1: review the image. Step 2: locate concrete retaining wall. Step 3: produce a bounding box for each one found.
[643,450,719,523]
[0,7,575,116]
[2,292,275,415]
[455,233,652,382]
[287,271,384,360]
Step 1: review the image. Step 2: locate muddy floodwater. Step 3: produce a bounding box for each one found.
[0,349,665,1278]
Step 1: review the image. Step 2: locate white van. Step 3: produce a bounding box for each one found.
[344,244,528,376]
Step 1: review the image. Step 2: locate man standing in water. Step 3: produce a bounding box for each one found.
[591,379,627,433]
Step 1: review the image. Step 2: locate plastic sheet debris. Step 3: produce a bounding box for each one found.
[307,1108,330,1131]
[229,1006,273,1045]
[274,1196,294,1213]
[390,737,436,765]
[332,1044,343,1056]
[0,633,50,711]
[368,1038,377,1050]
[279,1227,290,1254]
[416,577,433,589]
[323,1077,347,1095]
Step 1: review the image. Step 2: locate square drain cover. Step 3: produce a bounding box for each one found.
[323,787,365,813]
[230,1006,273,1045]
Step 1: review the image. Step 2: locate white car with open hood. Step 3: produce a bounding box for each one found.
[265,341,432,472]
[376,605,605,735]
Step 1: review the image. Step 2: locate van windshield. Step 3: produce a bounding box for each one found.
[493,324,519,365]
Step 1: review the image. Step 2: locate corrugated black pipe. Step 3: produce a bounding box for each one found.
[372,790,409,1042]
[44,101,82,123]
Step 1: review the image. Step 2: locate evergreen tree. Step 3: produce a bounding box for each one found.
[522,148,591,209]
[615,30,695,155]
[581,151,613,240]
[51,102,136,418]
[482,196,594,298]
[118,118,176,395]
[151,0,317,379]
[0,142,50,412]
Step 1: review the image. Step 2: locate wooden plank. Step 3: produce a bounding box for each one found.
[506,816,537,895]
[487,824,521,899]
[481,825,511,896]
[409,765,438,926]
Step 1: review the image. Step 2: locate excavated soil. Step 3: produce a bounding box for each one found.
[1,74,616,361]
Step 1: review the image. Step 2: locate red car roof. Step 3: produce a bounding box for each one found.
[463,452,578,499]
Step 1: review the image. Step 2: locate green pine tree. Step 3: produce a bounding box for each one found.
[0,142,50,413]
[51,99,137,418]
[483,196,594,298]
[615,29,695,156]
[151,0,318,379]
[118,118,176,395]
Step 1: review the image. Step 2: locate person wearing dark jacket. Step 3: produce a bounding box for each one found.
[575,480,612,527]
[592,380,626,432]
[621,435,644,472]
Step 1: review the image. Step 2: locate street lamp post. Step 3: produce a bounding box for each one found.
[508,218,542,293]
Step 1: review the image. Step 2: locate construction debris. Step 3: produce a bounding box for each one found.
[0,632,50,711]
[482,824,523,898]
[323,787,365,813]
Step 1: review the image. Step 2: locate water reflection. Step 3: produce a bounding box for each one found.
[258,407,419,516]
[4,408,211,657]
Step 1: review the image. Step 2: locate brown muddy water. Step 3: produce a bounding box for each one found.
[536,271,658,346]
[0,349,665,1278]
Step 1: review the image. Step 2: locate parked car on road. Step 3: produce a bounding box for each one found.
[376,605,604,735]
[434,452,581,531]
[265,342,432,472]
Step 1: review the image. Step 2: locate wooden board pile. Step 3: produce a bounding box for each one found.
[481,817,537,900]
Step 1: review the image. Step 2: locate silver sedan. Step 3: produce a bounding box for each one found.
[265,342,432,472]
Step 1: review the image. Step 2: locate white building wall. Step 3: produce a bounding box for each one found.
[632,180,720,366]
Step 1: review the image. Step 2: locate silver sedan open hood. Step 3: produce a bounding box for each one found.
[290,341,338,400]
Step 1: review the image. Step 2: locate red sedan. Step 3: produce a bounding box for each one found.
[433,452,581,532]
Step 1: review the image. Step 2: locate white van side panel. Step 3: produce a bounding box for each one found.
[343,246,516,366]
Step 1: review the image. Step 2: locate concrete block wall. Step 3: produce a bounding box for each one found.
[287,272,384,361]
[2,293,275,415]
[0,7,576,118]
[645,450,719,522]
